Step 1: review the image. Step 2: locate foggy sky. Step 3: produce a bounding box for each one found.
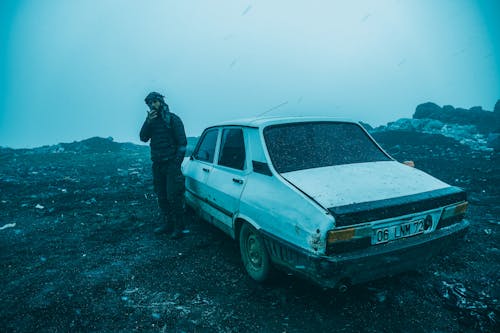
[1,0,499,148]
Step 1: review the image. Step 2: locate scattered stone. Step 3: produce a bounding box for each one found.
[85,198,97,205]
[0,223,16,231]
[439,281,498,332]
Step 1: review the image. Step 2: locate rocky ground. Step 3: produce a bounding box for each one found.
[0,133,498,332]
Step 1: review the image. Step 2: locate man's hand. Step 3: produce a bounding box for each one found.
[147,110,158,122]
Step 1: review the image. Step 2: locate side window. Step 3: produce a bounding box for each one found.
[218,128,246,170]
[194,129,218,163]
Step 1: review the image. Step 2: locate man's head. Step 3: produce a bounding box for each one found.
[145,92,165,110]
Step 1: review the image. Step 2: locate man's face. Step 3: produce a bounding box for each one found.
[149,99,161,111]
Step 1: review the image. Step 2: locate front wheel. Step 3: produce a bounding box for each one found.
[239,223,272,282]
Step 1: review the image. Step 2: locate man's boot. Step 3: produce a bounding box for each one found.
[169,214,184,239]
[154,214,173,234]
[169,228,182,239]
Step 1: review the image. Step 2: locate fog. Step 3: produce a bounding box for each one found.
[1,0,499,148]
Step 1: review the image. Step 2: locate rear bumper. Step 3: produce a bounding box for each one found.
[262,219,469,289]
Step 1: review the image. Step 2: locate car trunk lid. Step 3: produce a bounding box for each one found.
[281,161,465,226]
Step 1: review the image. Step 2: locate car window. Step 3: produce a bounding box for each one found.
[194,129,218,163]
[218,128,246,170]
[264,122,390,173]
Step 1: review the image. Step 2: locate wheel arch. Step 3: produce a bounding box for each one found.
[233,214,261,242]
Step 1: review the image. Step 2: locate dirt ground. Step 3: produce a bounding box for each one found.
[0,133,498,332]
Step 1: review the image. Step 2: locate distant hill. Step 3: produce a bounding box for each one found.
[0,136,200,156]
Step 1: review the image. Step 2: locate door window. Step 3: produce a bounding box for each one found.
[218,128,246,170]
[194,129,218,163]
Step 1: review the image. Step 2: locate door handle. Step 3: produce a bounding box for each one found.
[232,178,243,184]
[202,168,210,172]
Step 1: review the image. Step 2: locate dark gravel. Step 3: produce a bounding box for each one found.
[0,133,498,332]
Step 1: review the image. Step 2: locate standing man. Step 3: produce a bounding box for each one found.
[140,91,187,239]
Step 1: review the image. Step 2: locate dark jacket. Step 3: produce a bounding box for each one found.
[140,112,187,163]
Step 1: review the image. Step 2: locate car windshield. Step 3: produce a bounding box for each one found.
[264,122,391,173]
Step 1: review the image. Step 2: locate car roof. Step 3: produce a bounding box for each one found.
[208,116,359,129]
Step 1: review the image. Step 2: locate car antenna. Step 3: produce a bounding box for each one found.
[256,101,288,118]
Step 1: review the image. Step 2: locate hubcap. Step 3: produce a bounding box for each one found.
[247,234,262,268]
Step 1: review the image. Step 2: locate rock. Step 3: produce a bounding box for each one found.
[439,281,498,332]
[384,118,420,131]
[413,102,500,134]
[487,132,500,151]
[414,102,442,119]
[443,105,455,113]
[422,119,444,132]
[359,121,373,131]
[0,223,16,231]
[371,119,490,151]
[373,105,499,151]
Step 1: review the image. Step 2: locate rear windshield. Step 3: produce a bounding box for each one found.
[263,122,391,173]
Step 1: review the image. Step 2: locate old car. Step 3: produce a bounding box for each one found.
[181,117,469,290]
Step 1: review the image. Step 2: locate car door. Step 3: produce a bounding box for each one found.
[206,127,248,232]
[184,128,219,215]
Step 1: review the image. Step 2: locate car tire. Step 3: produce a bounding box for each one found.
[239,223,272,282]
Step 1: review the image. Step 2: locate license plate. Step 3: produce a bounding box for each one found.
[372,219,424,245]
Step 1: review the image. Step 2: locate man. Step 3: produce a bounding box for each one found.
[140,91,187,239]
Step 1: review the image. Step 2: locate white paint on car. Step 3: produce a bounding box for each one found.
[281,160,449,208]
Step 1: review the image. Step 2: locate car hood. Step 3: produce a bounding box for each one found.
[281,161,450,208]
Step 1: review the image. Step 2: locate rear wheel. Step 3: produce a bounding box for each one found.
[239,223,272,282]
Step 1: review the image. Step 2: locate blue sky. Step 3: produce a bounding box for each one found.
[1,0,499,148]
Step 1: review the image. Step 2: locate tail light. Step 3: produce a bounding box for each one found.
[438,202,468,229]
[326,226,371,254]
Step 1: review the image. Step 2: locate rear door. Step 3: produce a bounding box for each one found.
[206,127,249,232]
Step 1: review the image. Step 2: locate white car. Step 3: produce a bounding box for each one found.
[181,117,469,290]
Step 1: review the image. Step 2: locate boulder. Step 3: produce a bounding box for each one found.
[442,105,455,113]
[422,119,444,132]
[413,102,500,134]
[414,102,442,119]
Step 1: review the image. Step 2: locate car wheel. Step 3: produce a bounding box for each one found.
[239,223,272,282]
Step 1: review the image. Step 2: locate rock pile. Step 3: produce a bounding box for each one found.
[372,100,500,152]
